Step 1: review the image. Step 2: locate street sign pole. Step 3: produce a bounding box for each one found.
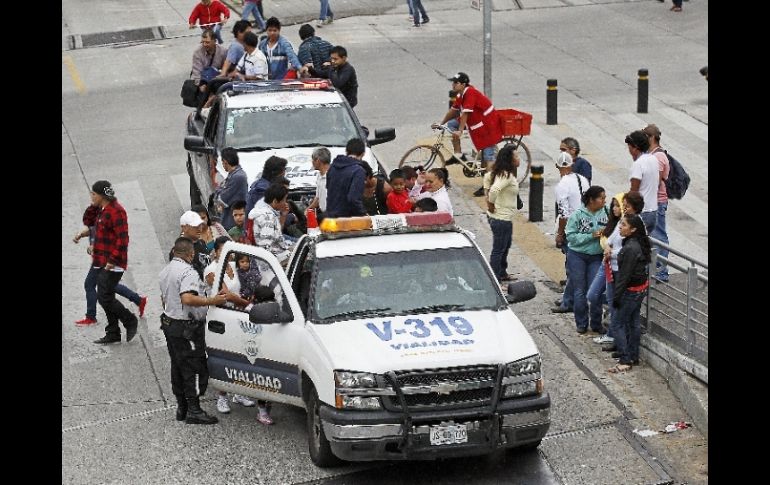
[483,0,491,99]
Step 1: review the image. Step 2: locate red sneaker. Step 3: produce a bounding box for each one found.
[138,296,147,318]
[75,317,98,326]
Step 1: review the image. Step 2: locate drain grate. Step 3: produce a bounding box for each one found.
[67,27,164,50]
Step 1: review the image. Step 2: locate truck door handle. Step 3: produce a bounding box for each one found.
[208,320,225,334]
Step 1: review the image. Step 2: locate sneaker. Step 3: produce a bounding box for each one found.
[75,316,98,326]
[94,335,121,344]
[257,407,274,425]
[408,15,414,21]
[593,334,615,344]
[550,306,573,314]
[316,21,324,28]
[232,394,256,407]
[125,318,139,342]
[138,296,147,318]
[326,15,334,24]
[216,394,231,414]
[421,18,430,24]
[412,23,421,27]
[654,273,669,283]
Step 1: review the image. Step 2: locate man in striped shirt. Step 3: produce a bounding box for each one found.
[90,181,140,344]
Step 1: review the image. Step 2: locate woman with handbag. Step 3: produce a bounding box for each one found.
[483,144,520,286]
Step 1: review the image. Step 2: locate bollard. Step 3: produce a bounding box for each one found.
[528,164,544,222]
[637,69,649,113]
[546,79,557,125]
[448,89,456,109]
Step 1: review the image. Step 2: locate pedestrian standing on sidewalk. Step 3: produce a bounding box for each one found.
[90,181,140,345]
[411,0,429,27]
[317,0,334,27]
[160,237,227,424]
[608,214,651,374]
[483,144,520,286]
[564,186,608,335]
[625,130,659,235]
[73,203,147,326]
[643,124,671,282]
[560,137,592,183]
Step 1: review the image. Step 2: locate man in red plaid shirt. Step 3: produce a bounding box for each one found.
[91,181,139,344]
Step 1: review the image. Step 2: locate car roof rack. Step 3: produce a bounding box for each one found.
[216,79,335,96]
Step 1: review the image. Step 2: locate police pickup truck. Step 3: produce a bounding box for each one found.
[205,212,550,466]
[183,79,395,213]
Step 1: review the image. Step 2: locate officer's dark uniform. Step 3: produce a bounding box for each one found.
[159,255,217,424]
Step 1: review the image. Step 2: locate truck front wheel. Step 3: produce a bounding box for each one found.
[306,387,342,467]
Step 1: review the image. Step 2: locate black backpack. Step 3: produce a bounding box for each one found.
[661,149,690,200]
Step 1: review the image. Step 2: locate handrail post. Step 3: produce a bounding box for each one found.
[646,247,657,332]
[686,265,697,356]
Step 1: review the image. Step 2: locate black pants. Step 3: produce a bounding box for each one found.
[162,320,209,399]
[97,269,137,338]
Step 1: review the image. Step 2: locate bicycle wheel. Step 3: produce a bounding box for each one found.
[399,145,445,171]
[497,139,532,185]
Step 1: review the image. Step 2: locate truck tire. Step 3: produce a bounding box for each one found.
[306,387,342,467]
[511,439,542,452]
[187,154,203,207]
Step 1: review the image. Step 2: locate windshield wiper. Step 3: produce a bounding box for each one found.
[324,307,391,320]
[237,146,274,152]
[409,304,466,313]
[282,143,330,148]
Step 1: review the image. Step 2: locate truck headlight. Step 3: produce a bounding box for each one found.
[338,396,382,410]
[505,355,541,376]
[503,355,543,398]
[334,371,378,388]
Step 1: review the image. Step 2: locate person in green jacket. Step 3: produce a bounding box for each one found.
[565,186,608,334]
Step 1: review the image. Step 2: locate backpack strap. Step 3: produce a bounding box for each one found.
[575,173,584,196]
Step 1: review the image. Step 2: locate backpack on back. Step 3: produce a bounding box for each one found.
[663,150,690,200]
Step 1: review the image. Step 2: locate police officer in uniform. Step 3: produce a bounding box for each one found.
[159,236,226,424]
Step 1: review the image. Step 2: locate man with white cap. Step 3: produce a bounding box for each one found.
[552,152,589,314]
[170,211,211,280]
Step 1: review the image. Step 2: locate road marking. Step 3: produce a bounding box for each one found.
[63,55,86,94]
[170,172,191,210]
[113,180,170,348]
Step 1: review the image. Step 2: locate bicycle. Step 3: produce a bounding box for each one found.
[399,109,533,185]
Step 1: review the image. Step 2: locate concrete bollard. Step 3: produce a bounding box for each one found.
[546,79,557,125]
[528,164,544,222]
[637,69,649,113]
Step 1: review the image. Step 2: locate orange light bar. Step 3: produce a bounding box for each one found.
[320,216,373,233]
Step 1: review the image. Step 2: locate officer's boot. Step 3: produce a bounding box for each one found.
[175,395,188,422]
[185,396,219,425]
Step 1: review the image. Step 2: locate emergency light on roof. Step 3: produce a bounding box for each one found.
[319,212,453,233]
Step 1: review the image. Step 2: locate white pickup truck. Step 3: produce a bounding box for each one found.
[205,212,550,466]
[184,79,395,213]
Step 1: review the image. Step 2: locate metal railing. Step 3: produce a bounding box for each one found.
[644,238,708,367]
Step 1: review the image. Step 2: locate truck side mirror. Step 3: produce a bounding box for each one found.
[249,301,292,324]
[184,135,215,154]
[505,281,537,304]
[368,127,396,146]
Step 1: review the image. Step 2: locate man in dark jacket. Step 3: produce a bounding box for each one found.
[214,148,248,230]
[297,24,332,71]
[309,45,358,108]
[325,138,367,217]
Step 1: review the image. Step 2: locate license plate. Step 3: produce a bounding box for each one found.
[429,424,468,446]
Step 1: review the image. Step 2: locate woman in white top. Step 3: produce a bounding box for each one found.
[414,167,453,216]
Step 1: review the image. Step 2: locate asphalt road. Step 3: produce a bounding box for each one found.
[62,1,708,483]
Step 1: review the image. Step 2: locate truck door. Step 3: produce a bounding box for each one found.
[205,242,305,407]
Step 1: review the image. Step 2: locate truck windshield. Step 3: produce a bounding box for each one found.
[312,247,506,322]
[224,103,360,150]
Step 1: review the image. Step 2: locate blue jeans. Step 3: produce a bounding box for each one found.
[446,118,496,161]
[411,0,428,24]
[610,290,646,364]
[566,249,603,331]
[242,2,266,29]
[586,264,614,337]
[85,266,141,319]
[559,245,574,310]
[407,0,414,16]
[640,210,657,237]
[201,24,223,44]
[319,0,333,20]
[650,202,669,279]
[488,217,512,280]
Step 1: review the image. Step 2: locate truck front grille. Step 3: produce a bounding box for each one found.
[385,365,499,411]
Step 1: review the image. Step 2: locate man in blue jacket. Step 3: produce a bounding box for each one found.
[325,138,367,218]
[258,16,304,79]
